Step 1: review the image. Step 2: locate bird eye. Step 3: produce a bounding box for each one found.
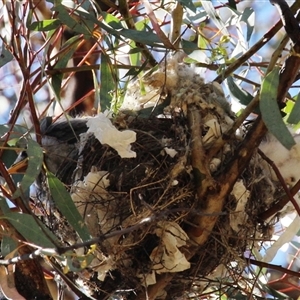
[19,150,28,160]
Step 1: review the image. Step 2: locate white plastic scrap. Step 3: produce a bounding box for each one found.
[259,134,300,185]
[164,147,178,158]
[71,168,121,281]
[86,112,137,158]
[150,221,190,274]
[230,180,250,232]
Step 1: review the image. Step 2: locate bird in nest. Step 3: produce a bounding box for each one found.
[9,117,89,184]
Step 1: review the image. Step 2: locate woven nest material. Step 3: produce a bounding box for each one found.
[41,118,276,299]
[32,57,283,299]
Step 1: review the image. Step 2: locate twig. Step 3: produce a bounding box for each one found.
[258,179,300,221]
[119,0,157,66]
[213,0,300,83]
[258,149,300,217]
[141,0,175,51]
[246,257,300,278]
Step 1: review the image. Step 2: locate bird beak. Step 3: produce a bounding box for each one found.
[8,151,29,174]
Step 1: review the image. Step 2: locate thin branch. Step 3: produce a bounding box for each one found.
[258,179,300,221]
[258,149,300,217]
[213,0,300,83]
[247,258,300,278]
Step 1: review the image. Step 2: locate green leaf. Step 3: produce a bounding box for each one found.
[61,0,93,14]
[0,46,13,67]
[228,0,236,10]
[200,1,229,36]
[1,235,18,257]
[260,68,295,150]
[186,49,210,64]
[1,212,56,248]
[100,54,115,110]
[227,76,259,113]
[0,124,29,141]
[102,12,124,30]
[123,28,161,45]
[137,101,169,118]
[178,0,196,12]
[122,61,147,79]
[287,92,300,124]
[28,19,62,31]
[53,4,93,36]
[0,197,11,214]
[184,11,207,24]
[240,7,255,42]
[100,12,161,46]
[13,139,44,199]
[47,172,92,242]
[258,281,293,300]
[181,39,199,55]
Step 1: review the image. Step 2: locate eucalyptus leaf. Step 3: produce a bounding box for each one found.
[287,92,300,124]
[240,7,255,42]
[228,0,237,10]
[100,54,115,110]
[260,68,295,150]
[200,1,229,36]
[28,19,62,31]
[97,12,162,46]
[227,76,259,113]
[0,196,11,214]
[47,172,92,242]
[13,139,43,199]
[2,212,56,248]
[102,12,123,30]
[0,124,28,139]
[1,235,18,257]
[0,47,13,68]
[181,39,199,55]
[178,0,196,12]
[53,4,93,36]
[258,281,293,300]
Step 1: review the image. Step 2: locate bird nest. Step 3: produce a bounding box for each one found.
[31,57,283,299]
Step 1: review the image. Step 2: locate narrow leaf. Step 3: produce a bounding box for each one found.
[47,172,91,241]
[181,39,199,55]
[287,92,300,124]
[28,19,62,31]
[53,4,93,36]
[0,124,28,140]
[1,236,18,257]
[201,1,229,36]
[100,54,114,110]
[227,76,259,113]
[2,212,56,248]
[13,139,43,198]
[240,7,255,42]
[178,0,196,12]
[101,12,161,46]
[0,47,13,68]
[260,68,295,149]
[228,0,237,10]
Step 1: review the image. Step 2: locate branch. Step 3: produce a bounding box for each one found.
[213,0,300,83]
